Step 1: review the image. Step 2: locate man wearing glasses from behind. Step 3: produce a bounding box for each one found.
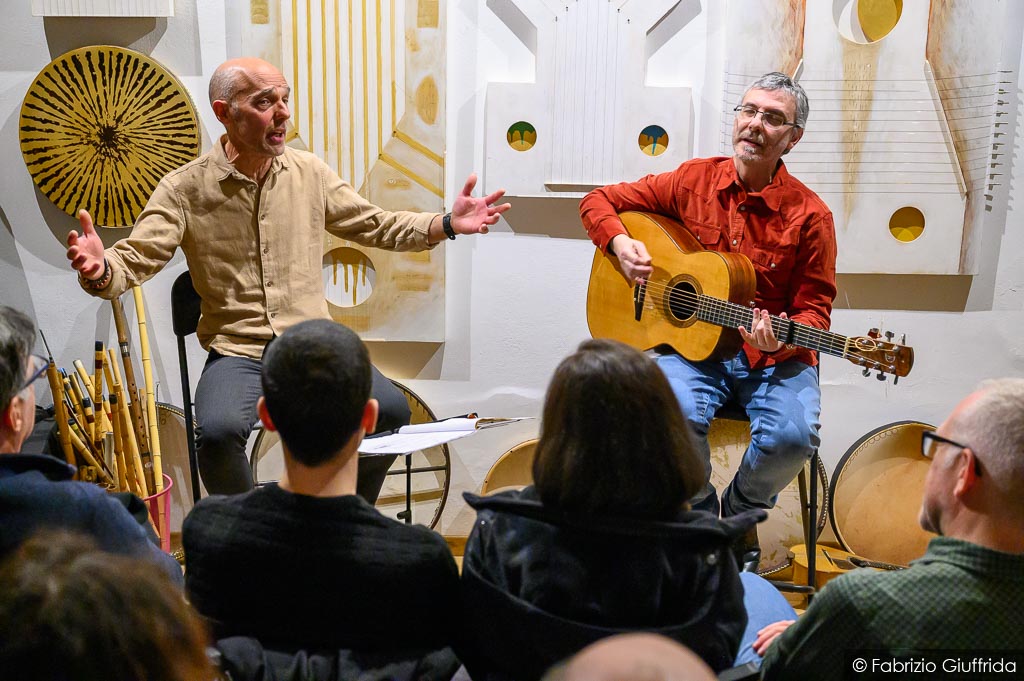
[581,72,836,570]
[0,306,181,583]
[755,379,1024,679]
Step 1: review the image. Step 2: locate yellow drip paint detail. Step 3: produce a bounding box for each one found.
[377,0,385,156]
[292,0,300,137]
[362,0,370,178]
[348,0,356,183]
[379,153,443,197]
[321,0,328,156]
[305,0,314,152]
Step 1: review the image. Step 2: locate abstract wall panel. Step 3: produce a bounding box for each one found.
[484,0,697,200]
[19,46,200,228]
[722,0,1006,275]
[261,0,446,341]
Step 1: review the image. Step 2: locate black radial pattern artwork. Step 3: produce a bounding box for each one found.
[20,46,200,228]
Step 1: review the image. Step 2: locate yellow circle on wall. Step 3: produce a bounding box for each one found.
[19,46,200,228]
[507,121,537,151]
[888,206,924,242]
[859,0,902,42]
[834,0,903,45]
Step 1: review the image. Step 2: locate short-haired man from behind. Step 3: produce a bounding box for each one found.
[756,379,1024,680]
[182,319,460,676]
[0,306,181,585]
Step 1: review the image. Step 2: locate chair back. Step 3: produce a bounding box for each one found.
[171,271,201,337]
[170,270,202,503]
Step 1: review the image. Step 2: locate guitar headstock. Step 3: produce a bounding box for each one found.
[847,329,914,381]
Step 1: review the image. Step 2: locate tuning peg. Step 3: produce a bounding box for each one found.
[899,334,906,346]
[884,331,894,341]
[893,376,899,386]
[863,367,871,378]
[877,371,887,381]
[868,327,880,338]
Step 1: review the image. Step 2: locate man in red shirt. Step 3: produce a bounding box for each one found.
[580,72,836,569]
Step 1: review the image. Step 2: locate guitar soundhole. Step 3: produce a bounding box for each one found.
[667,280,698,322]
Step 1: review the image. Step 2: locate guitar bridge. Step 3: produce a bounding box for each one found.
[633,282,647,322]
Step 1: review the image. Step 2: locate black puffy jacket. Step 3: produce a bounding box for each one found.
[457,488,764,681]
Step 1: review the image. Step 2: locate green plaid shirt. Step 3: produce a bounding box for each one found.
[761,537,1024,680]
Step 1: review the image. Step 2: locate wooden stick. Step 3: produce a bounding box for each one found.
[132,285,165,543]
[67,420,114,486]
[113,379,146,497]
[69,372,96,446]
[60,370,84,426]
[111,297,155,492]
[39,331,75,466]
[108,393,130,493]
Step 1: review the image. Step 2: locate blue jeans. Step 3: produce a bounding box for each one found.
[193,351,411,499]
[735,572,798,666]
[655,352,820,517]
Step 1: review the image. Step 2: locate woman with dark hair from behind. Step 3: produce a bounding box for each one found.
[0,530,215,681]
[457,339,794,681]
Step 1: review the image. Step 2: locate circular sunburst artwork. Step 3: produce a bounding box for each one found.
[19,46,201,228]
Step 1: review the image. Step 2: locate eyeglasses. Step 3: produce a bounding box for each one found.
[921,430,981,476]
[733,105,801,130]
[18,354,48,394]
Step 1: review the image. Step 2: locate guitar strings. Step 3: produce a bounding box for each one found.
[627,278,898,370]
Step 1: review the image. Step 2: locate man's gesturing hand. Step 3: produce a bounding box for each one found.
[66,209,106,281]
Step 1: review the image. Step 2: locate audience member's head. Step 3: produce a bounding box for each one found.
[532,338,703,518]
[0,530,212,681]
[919,378,1024,546]
[259,319,376,466]
[543,633,716,681]
[0,306,44,453]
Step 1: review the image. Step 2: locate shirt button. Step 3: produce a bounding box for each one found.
[263,247,269,254]
[739,206,747,212]
[770,263,776,269]
[270,312,277,319]
[267,281,273,287]
[732,239,738,246]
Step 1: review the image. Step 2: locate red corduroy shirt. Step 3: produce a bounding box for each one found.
[580,156,837,369]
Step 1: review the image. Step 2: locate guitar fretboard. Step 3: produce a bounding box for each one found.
[659,285,851,358]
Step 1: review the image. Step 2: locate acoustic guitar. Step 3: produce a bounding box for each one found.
[586,212,914,380]
[789,543,907,589]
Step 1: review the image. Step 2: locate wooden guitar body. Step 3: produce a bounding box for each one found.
[586,211,757,362]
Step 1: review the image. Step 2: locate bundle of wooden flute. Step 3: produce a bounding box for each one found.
[39,288,166,537]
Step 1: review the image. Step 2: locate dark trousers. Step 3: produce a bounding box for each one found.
[193,351,409,502]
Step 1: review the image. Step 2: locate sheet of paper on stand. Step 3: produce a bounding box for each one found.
[358,417,532,455]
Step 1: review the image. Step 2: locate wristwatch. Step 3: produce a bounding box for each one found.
[442,213,456,240]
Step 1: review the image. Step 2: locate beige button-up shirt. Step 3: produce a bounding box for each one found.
[87,138,438,358]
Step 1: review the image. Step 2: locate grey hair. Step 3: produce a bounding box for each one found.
[743,72,810,128]
[208,66,245,108]
[0,307,36,412]
[954,378,1024,498]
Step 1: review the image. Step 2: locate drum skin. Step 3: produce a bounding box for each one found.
[829,420,937,567]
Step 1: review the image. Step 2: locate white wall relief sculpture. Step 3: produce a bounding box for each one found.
[722,0,1006,275]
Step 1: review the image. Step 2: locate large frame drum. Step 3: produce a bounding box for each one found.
[829,420,937,566]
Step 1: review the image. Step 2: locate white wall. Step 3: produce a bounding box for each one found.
[2,1,1022,537]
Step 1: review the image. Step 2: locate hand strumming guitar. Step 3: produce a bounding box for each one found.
[609,234,653,284]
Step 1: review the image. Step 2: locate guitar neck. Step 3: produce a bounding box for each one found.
[695,295,850,358]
